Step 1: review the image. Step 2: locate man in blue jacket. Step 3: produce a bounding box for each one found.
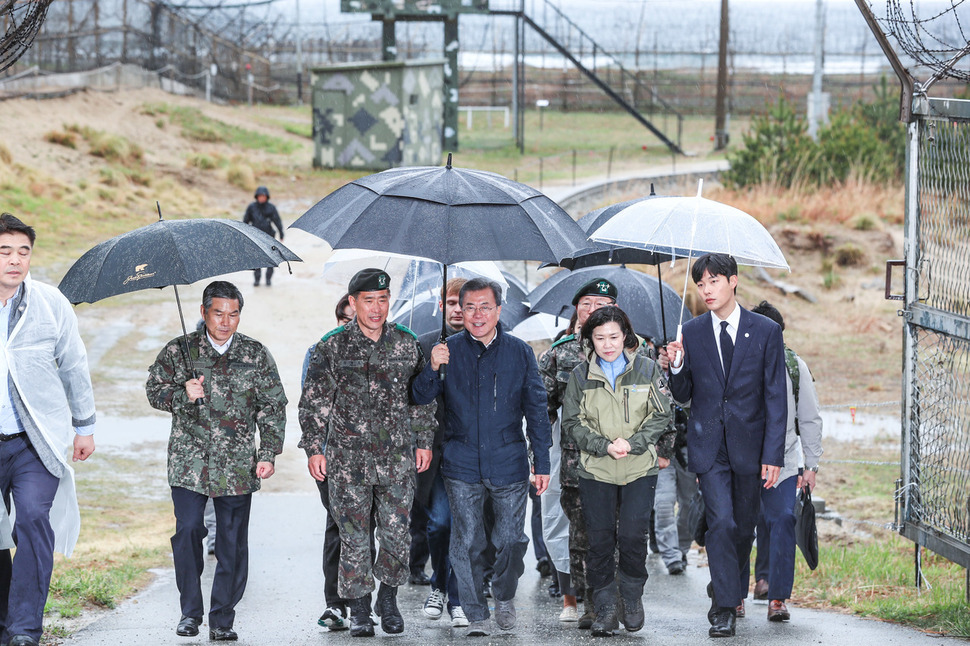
[412,277,552,638]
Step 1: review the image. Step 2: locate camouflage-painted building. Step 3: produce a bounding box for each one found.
[311,59,445,170]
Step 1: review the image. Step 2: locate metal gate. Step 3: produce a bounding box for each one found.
[898,95,970,568]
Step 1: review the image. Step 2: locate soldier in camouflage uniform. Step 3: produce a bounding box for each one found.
[299,268,435,638]
[537,278,656,629]
[146,281,286,642]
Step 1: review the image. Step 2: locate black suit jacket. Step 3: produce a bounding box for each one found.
[669,307,787,475]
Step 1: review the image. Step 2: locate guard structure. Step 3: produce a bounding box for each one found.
[311,59,444,170]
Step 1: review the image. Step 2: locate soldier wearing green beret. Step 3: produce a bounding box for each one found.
[299,268,436,638]
[537,277,661,628]
[146,280,287,642]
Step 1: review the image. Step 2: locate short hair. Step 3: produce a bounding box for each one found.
[752,300,785,331]
[202,281,244,311]
[335,293,352,323]
[442,277,468,301]
[691,253,737,284]
[580,305,639,350]
[0,213,36,246]
[459,277,503,307]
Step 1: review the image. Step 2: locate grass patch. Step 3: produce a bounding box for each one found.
[142,102,298,154]
[226,162,255,191]
[66,124,143,165]
[45,130,79,149]
[0,142,12,165]
[790,535,970,637]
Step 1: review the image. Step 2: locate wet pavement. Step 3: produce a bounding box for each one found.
[64,490,947,646]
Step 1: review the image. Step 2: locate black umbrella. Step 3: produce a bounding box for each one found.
[499,271,531,330]
[58,207,302,402]
[527,265,690,343]
[542,186,677,341]
[291,154,588,375]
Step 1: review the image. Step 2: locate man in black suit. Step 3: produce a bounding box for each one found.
[659,253,786,638]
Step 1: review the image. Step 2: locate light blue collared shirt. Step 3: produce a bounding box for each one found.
[597,352,628,389]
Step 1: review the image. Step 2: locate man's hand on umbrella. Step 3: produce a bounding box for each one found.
[430,343,450,371]
[72,434,95,462]
[416,448,432,472]
[308,454,327,481]
[185,375,205,401]
[256,461,275,479]
[661,340,684,370]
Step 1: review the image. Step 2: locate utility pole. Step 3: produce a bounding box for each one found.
[808,0,827,140]
[713,0,730,150]
[295,0,304,105]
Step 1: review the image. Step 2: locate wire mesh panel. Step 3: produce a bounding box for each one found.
[903,97,970,566]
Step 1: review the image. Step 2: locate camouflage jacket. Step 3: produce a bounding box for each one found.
[539,333,658,487]
[146,330,287,497]
[298,318,436,486]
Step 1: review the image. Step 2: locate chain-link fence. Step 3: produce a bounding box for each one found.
[900,97,970,567]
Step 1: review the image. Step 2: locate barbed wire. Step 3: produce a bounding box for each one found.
[874,0,970,83]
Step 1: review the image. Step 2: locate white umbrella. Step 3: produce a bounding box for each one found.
[589,180,789,358]
[509,312,570,342]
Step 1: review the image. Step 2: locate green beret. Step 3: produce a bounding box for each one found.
[572,277,618,305]
[349,268,391,294]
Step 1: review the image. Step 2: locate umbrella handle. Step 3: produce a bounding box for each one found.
[192,369,207,406]
[674,324,683,367]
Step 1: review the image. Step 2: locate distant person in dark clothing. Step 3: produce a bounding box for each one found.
[243,186,284,287]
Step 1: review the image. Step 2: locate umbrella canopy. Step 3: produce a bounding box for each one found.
[500,270,531,329]
[589,189,789,270]
[527,266,691,343]
[290,155,588,266]
[550,195,674,270]
[59,217,301,304]
[509,312,569,342]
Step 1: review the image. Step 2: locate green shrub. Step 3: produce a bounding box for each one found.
[188,154,218,170]
[227,163,254,191]
[726,77,905,189]
[852,213,878,231]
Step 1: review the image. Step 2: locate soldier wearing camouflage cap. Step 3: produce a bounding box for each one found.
[146,280,287,642]
[299,268,436,637]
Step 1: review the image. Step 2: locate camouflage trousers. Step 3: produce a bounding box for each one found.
[329,474,415,600]
[559,484,592,608]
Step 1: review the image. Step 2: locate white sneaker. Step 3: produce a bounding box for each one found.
[423,588,445,619]
[450,605,469,627]
[559,605,579,622]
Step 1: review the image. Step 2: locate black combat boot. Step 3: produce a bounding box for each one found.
[349,596,375,637]
[590,585,619,637]
[617,572,645,632]
[376,582,404,634]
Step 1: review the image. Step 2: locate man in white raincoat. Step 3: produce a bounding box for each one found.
[0,213,97,646]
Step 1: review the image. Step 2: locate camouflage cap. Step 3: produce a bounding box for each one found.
[349,268,391,294]
[572,278,618,305]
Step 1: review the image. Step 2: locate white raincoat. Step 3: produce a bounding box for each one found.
[0,275,96,556]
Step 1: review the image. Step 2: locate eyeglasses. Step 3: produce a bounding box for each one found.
[462,305,495,315]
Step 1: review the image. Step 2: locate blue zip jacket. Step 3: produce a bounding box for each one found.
[412,322,552,485]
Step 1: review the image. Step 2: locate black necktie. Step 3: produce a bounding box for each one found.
[720,320,734,379]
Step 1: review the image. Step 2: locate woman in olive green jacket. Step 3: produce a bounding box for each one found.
[562,306,673,637]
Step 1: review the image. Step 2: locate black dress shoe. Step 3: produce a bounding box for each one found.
[176,616,201,637]
[709,610,737,638]
[535,556,552,577]
[8,635,40,646]
[209,626,238,641]
[409,571,431,585]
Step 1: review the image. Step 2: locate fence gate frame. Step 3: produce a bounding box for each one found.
[853,0,970,587]
[897,95,970,578]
